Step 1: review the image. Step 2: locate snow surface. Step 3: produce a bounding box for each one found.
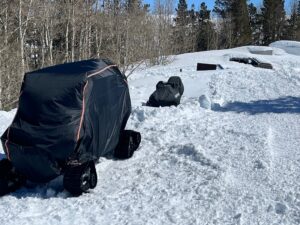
[0,44,300,225]
[270,40,300,56]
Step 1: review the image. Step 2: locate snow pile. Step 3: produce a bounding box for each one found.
[247,46,273,55]
[0,46,300,225]
[199,95,212,109]
[270,40,300,56]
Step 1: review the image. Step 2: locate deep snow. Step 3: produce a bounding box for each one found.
[270,40,300,56]
[0,42,300,225]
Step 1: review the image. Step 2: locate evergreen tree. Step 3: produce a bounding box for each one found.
[261,0,286,45]
[188,4,198,52]
[286,0,298,40]
[176,0,188,27]
[213,0,234,48]
[196,2,214,51]
[214,0,251,47]
[199,2,211,20]
[248,3,263,45]
[296,0,300,40]
[174,0,189,53]
[214,0,232,18]
[231,0,252,46]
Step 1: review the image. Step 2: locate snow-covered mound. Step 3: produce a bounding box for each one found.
[247,46,273,55]
[0,46,300,225]
[270,40,300,56]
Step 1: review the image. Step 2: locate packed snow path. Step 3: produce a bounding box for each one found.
[0,44,300,225]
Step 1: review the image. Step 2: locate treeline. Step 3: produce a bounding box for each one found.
[174,0,300,52]
[1,0,300,110]
[0,0,174,109]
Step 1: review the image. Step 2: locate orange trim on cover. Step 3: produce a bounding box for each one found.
[5,128,11,161]
[76,80,89,142]
[87,65,117,78]
[76,64,120,143]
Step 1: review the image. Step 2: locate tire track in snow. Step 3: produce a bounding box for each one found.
[264,116,300,224]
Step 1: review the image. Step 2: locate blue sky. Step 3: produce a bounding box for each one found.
[143,0,294,11]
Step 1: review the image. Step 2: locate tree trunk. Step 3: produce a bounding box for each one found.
[71,0,75,62]
[19,0,25,76]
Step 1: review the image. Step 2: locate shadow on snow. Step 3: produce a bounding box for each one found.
[212,96,300,115]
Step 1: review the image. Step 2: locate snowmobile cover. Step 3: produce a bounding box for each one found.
[1,59,131,182]
[146,76,184,107]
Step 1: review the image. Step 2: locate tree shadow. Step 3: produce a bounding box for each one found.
[212,96,300,114]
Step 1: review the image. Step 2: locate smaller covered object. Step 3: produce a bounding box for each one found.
[0,59,141,196]
[146,76,184,107]
[196,63,223,71]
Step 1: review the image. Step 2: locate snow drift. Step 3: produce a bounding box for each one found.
[0,44,299,225]
[270,40,300,56]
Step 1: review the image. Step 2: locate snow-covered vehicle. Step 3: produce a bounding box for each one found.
[0,59,141,196]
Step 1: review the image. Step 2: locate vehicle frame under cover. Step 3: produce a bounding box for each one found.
[1,59,132,184]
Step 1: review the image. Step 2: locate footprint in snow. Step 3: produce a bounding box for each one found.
[275,202,287,215]
[253,160,265,170]
[175,144,220,170]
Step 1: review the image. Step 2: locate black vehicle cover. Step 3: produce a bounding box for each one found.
[146,76,184,107]
[1,59,131,182]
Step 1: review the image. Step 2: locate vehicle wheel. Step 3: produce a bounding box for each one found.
[0,159,13,179]
[114,130,141,159]
[63,161,97,196]
[89,162,97,189]
[0,159,26,197]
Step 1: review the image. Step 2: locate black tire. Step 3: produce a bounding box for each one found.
[63,161,97,196]
[0,159,13,179]
[89,162,97,189]
[114,130,141,159]
[0,159,26,197]
[0,179,11,197]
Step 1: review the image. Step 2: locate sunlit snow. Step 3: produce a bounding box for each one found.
[0,41,299,225]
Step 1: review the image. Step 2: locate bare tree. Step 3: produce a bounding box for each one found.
[0,0,177,110]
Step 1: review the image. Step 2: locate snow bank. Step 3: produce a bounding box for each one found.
[248,46,273,55]
[0,46,300,225]
[270,40,300,56]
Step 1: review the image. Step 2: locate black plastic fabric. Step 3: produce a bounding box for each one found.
[196,63,223,71]
[114,130,141,159]
[229,57,273,69]
[1,59,131,182]
[146,76,184,107]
